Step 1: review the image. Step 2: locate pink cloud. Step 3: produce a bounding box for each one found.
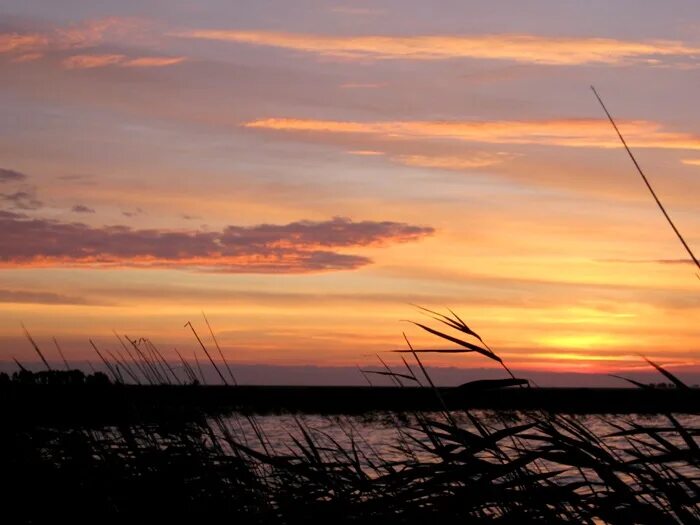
[0,212,433,274]
[62,54,125,69]
[1,17,182,70]
[62,54,185,69]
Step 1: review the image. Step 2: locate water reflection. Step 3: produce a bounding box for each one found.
[212,411,698,474]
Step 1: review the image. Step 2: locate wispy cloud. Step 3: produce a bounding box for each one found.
[53,17,144,49]
[0,168,27,183]
[396,153,513,170]
[0,33,48,54]
[71,204,95,214]
[62,53,124,69]
[347,150,384,156]
[597,258,695,265]
[0,17,142,56]
[177,30,700,65]
[244,117,700,150]
[1,190,42,210]
[121,56,185,68]
[1,17,184,69]
[122,208,144,218]
[0,288,96,306]
[62,54,185,69]
[681,158,700,166]
[0,213,433,273]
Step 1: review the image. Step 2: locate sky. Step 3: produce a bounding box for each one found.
[1,1,700,383]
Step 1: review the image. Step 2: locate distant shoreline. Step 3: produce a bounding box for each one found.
[3,385,698,423]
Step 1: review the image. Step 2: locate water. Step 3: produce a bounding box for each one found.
[212,411,699,471]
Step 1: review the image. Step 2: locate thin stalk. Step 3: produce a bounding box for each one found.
[402,333,456,427]
[185,321,228,385]
[22,323,51,371]
[53,337,71,371]
[12,357,28,372]
[202,312,238,385]
[125,335,162,384]
[193,350,206,384]
[592,85,700,271]
[114,331,150,383]
[89,339,120,383]
[147,340,182,385]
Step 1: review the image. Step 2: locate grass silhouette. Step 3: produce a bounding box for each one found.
[2,311,698,524]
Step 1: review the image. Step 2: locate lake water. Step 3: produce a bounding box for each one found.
[212,410,699,470]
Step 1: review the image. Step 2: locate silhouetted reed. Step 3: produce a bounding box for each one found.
[2,312,698,524]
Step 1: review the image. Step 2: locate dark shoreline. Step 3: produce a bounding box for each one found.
[3,385,698,423]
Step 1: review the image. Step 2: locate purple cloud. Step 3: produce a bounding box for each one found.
[0,213,433,273]
[0,168,27,183]
[122,208,144,217]
[71,204,95,213]
[0,190,42,210]
[0,288,97,306]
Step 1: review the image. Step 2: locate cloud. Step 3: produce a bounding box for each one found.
[120,56,186,68]
[71,204,95,214]
[177,30,700,66]
[244,117,700,150]
[62,53,124,69]
[0,289,95,306]
[53,17,145,49]
[0,168,27,183]
[0,169,41,210]
[62,54,185,69]
[597,258,695,265]
[1,190,42,210]
[0,212,433,273]
[348,150,384,156]
[396,153,513,170]
[681,159,700,166]
[0,33,48,54]
[122,208,144,218]
[1,18,183,70]
[0,17,141,56]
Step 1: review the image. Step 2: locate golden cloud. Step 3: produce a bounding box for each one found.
[1,18,182,69]
[62,54,185,69]
[62,54,126,69]
[0,18,142,56]
[347,150,384,156]
[396,153,512,170]
[53,17,144,49]
[122,56,186,67]
[0,33,47,54]
[178,30,700,65]
[244,117,700,150]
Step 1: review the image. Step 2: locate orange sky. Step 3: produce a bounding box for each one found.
[0,1,699,381]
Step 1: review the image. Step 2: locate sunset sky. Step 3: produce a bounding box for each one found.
[1,1,700,381]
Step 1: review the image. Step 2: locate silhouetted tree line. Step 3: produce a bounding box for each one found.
[0,369,111,386]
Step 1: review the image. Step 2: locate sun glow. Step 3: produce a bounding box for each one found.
[536,334,632,350]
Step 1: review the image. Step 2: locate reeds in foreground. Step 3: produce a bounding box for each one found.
[1,311,698,524]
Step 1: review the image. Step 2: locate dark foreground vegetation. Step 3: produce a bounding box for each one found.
[3,310,699,524]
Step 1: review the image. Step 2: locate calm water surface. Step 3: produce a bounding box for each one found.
[213,411,698,467]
